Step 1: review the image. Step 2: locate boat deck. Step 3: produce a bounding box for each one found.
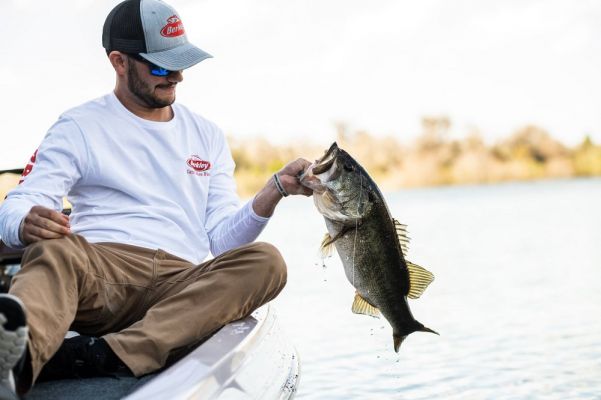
[27,305,299,399]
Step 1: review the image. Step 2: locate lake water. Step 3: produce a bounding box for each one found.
[262,178,601,399]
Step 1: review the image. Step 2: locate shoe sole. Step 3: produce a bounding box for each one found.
[0,294,28,385]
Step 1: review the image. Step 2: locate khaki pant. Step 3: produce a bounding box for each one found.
[9,234,287,388]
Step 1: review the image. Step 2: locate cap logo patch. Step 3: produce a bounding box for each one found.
[160,15,185,38]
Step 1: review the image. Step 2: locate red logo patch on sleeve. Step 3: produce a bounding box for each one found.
[18,149,38,184]
[160,15,185,38]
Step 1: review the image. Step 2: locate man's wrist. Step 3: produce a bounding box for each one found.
[272,173,289,197]
[18,218,26,245]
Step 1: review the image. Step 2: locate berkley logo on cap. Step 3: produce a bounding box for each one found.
[187,155,211,172]
[161,15,185,38]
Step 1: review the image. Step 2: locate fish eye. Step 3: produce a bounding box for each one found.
[343,162,354,172]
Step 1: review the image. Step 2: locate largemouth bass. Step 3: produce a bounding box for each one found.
[301,142,438,351]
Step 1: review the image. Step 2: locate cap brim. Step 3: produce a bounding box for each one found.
[140,42,212,71]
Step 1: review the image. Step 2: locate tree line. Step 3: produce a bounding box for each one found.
[229,117,601,197]
[1,117,599,200]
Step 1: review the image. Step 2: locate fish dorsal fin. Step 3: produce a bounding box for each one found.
[320,233,336,258]
[351,292,380,318]
[406,261,434,299]
[393,218,410,256]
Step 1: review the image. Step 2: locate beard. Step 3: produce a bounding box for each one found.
[127,62,175,109]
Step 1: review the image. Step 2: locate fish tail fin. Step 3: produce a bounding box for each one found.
[393,334,406,352]
[419,325,440,335]
[393,322,439,352]
[415,319,440,336]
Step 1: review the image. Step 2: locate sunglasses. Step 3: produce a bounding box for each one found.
[127,54,173,77]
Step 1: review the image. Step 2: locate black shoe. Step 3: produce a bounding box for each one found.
[38,335,128,381]
[0,294,28,400]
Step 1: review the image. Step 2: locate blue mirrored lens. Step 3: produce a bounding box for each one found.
[129,54,173,76]
[150,66,170,76]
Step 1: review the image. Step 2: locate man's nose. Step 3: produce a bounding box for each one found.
[167,70,183,83]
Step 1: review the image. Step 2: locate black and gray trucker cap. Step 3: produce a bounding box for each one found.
[102,0,212,71]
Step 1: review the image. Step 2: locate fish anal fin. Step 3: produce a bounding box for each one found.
[320,233,336,258]
[392,218,411,256]
[407,261,434,299]
[351,292,380,319]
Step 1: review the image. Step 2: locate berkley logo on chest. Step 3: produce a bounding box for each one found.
[161,15,185,38]
[187,155,211,176]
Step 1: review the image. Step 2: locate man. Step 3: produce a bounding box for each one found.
[0,0,312,397]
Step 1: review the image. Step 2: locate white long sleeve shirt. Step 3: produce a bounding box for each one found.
[0,93,269,264]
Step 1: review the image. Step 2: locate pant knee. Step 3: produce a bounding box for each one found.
[20,234,89,277]
[250,242,287,284]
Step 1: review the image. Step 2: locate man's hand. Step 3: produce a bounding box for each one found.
[276,158,313,197]
[252,158,314,218]
[19,206,71,245]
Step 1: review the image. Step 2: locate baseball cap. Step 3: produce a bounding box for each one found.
[102,0,212,71]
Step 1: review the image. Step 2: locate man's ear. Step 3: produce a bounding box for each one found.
[108,51,128,76]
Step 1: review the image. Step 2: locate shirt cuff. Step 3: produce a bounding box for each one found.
[247,198,270,223]
[1,208,28,249]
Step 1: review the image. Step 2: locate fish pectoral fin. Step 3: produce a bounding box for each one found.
[351,292,380,318]
[320,233,336,258]
[320,226,356,258]
[406,261,434,299]
[393,218,410,256]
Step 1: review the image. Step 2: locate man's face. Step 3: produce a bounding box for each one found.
[126,56,182,108]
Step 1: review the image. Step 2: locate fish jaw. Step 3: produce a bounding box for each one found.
[301,142,373,223]
[312,142,340,174]
[298,162,327,193]
[299,144,340,193]
[300,158,344,221]
[301,143,353,222]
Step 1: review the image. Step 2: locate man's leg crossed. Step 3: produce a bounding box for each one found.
[104,241,287,376]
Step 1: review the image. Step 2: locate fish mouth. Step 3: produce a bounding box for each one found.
[299,142,340,193]
[300,142,366,223]
[312,142,339,175]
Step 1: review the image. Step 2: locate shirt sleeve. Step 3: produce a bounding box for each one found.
[208,199,270,257]
[0,117,87,248]
[204,130,270,256]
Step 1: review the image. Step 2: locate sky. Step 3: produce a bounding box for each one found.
[1,0,600,170]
